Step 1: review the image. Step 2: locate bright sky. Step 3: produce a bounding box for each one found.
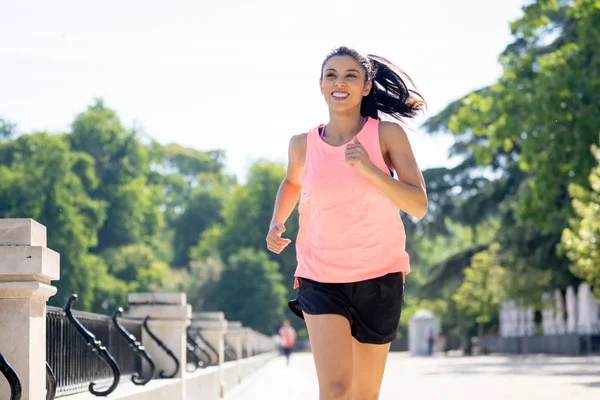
[0,0,527,182]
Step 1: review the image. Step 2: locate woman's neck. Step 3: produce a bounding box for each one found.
[324,112,365,142]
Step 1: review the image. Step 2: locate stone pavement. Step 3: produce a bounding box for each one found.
[225,351,600,400]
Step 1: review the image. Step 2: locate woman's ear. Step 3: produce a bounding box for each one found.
[319,79,324,94]
[363,80,373,96]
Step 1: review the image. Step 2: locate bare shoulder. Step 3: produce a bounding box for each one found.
[290,132,308,148]
[379,121,411,152]
[289,132,308,164]
[379,121,410,147]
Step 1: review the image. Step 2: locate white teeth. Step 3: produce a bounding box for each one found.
[333,92,348,98]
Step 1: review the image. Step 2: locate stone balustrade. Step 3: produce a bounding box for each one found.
[0,219,278,400]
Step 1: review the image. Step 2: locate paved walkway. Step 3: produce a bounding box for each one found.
[226,352,600,400]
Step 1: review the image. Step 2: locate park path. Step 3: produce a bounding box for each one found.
[226,351,600,400]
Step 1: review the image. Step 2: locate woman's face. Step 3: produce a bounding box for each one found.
[320,55,372,113]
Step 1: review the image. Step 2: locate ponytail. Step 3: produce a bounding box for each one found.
[321,47,427,122]
[361,55,426,121]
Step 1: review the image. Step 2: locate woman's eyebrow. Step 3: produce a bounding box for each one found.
[324,68,360,73]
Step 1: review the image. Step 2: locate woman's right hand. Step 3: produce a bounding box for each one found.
[266,223,292,254]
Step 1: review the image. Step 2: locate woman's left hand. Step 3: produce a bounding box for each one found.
[345,137,376,177]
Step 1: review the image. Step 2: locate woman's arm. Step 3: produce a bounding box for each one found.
[266,133,306,254]
[345,122,428,219]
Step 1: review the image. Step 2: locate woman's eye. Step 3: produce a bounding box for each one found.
[347,74,357,78]
[326,73,336,78]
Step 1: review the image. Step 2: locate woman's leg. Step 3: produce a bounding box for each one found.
[304,313,354,400]
[351,339,391,400]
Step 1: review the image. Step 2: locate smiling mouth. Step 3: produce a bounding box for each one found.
[332,91,349,100]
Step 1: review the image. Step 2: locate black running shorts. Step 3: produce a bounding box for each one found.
[288,272,405,345]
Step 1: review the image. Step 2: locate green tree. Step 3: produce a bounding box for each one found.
[0,118,16,139]
[154,143,233,267]
[196,161,300,290]
[452,244,505,339]
[561,140,600,297]
[448,0,600,227]
[207,248,287,333]
[171,188,224,267]
[0,133,107,309]
[69,99,164,251]
[169,256,224,312]
[94,244,171,311]
[420,0,600,293]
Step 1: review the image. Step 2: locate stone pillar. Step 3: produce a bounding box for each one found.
[516,307,526,336]
[225,321,245,360]
[505,300,517,337]
[554,289,566,335]
[566,286,577,334]
[190,312,227,398]
[577,284,593,335]
[0,219,60,400]
[125,293,191,383]
[541,292,555,335]
[525,307,535,336]
[243,329,254,357]
[191,312,227,366]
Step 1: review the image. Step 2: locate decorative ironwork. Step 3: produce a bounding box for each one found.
[142,316,179,378]
[112,307,155,385]
[187,331,212,366]
[186,342,200,372]
[224,339,238,362]
[195,328,219,365]
[64,294,121,396]
[46,362,56,400]
[47,305,142,397]
[0,352,22,400]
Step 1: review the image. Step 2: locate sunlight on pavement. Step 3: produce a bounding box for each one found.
[226,352,600,400]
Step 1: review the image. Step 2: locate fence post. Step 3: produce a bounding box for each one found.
[0,219,59,400]
[191,312,226,365]
[190,312,227,398]
[125,293,191,399]
[243,328,253,357]
[225,321,245,360]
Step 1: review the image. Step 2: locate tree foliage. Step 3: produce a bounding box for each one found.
[420,0,600,297]
[69,99,163,251]
[453,244,504,328]
[0,132,106,309]
[562,140,600,297]
[207,248,287,333]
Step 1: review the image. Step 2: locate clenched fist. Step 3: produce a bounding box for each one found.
[345,136,376,177]
[266,222,292,254]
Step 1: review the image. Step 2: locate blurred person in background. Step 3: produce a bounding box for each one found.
[279,319,297,366]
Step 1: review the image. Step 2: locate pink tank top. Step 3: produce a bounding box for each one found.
[294,117,410,288]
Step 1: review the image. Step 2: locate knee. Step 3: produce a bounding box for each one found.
[323,381,352,399]
[354,390,380,400]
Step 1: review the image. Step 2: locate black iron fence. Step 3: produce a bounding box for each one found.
[0,351,22,400]
[46,304,143,397]
[40,294,272,398]
[186,329,216,372]
[0,292,277,399]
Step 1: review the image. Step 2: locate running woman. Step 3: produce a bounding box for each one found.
[266,46,428,400]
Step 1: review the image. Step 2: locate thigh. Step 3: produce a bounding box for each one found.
[303,313,353,392]
[351,338,391,400]
[349,273,404,344]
